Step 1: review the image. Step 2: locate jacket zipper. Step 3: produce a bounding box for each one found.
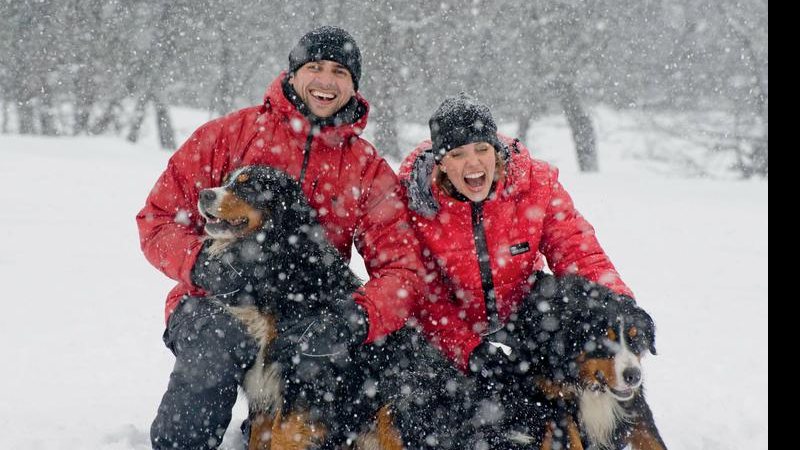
[299,131,314,185]
[471,202,501,334]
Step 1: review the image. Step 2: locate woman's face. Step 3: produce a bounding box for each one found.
[439,142,497,202]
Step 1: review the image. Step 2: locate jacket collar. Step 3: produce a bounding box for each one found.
[263,72,370,142]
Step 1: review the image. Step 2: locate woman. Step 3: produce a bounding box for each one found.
[399,93,635,444]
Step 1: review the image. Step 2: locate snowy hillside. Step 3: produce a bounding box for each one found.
[0,108,767,449]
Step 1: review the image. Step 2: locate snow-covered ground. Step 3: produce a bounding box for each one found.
[0,107,767,449]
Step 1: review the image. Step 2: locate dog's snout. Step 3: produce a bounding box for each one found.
[200,189,217,203]
[623,367,641,386]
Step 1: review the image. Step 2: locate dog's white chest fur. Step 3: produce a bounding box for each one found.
[224,304,282,413]
[579,390,627,449]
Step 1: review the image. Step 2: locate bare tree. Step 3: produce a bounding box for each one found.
[126,2,177,149]
[0,0,766,178]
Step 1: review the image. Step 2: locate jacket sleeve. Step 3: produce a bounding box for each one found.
[415,274,483,372]
[352,158,427,343]
[539,166,634,297]
[136,120,226,288]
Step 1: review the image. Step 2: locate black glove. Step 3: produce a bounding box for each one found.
[191,239,253,299]
[274,301,368,359]
[467,324,537,405]
[272,297,369,422]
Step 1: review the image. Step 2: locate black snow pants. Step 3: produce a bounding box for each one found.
[151,296,260,450]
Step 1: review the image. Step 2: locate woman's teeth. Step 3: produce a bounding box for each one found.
[464,172,486,188]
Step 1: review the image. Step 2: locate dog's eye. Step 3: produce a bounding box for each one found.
[237,173,250,183]
[627,338,647,354]
[628,326,638,338]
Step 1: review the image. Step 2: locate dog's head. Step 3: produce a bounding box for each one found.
[575,292,657,402]
[523,274,657,401]
[198,165,314,240]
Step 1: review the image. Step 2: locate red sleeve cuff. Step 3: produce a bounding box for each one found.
[456,334,483,372]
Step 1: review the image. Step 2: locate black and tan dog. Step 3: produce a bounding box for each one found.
[513,274,668,450]
[196,165,468,449]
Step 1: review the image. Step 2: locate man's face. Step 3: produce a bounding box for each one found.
[289,60,355,118]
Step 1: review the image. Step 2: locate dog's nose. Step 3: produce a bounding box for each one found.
[200,189,216,203]
[623,367,641,386]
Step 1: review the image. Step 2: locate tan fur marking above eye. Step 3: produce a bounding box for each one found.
[607,328,618,342]
[237,173,250,183]
[628,326,638,338]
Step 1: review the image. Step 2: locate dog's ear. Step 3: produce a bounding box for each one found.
[261,169,318,237]
[649,334,657,355]
[629,303,657,355]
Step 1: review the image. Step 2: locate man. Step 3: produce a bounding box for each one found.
[137,26,425,449]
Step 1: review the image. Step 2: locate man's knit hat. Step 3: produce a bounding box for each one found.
[429,93,505,162]
[288,26,362,90]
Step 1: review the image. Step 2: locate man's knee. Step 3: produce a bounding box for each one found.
[168,297,260,383]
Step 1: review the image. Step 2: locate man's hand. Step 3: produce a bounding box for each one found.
[190,240,251,298]
[272,297,368,420]
[467,325,532,396]
[274,304,367,358]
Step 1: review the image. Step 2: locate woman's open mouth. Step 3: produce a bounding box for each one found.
[464,172,486,191]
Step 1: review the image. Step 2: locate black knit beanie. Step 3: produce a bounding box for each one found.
[429,93,506,162]
[288,26,362,91]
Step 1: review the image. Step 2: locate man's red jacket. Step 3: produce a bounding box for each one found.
[137,74,424,343]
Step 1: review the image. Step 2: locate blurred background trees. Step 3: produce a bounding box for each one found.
[0,0,767,177]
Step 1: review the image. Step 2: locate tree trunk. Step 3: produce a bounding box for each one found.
[39,83,57,136]
[17,101,36,135]
[211,39,233,116]
[127,2,176,147]
[558,81,598,172]
[73,65,96,135]
[2,101,9,134]
[373,103,400,159]
[517,111,532,142]
[89,100,121,135]
[364,6,400,159]
[127,93,150,144]
[154,96,176,150]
